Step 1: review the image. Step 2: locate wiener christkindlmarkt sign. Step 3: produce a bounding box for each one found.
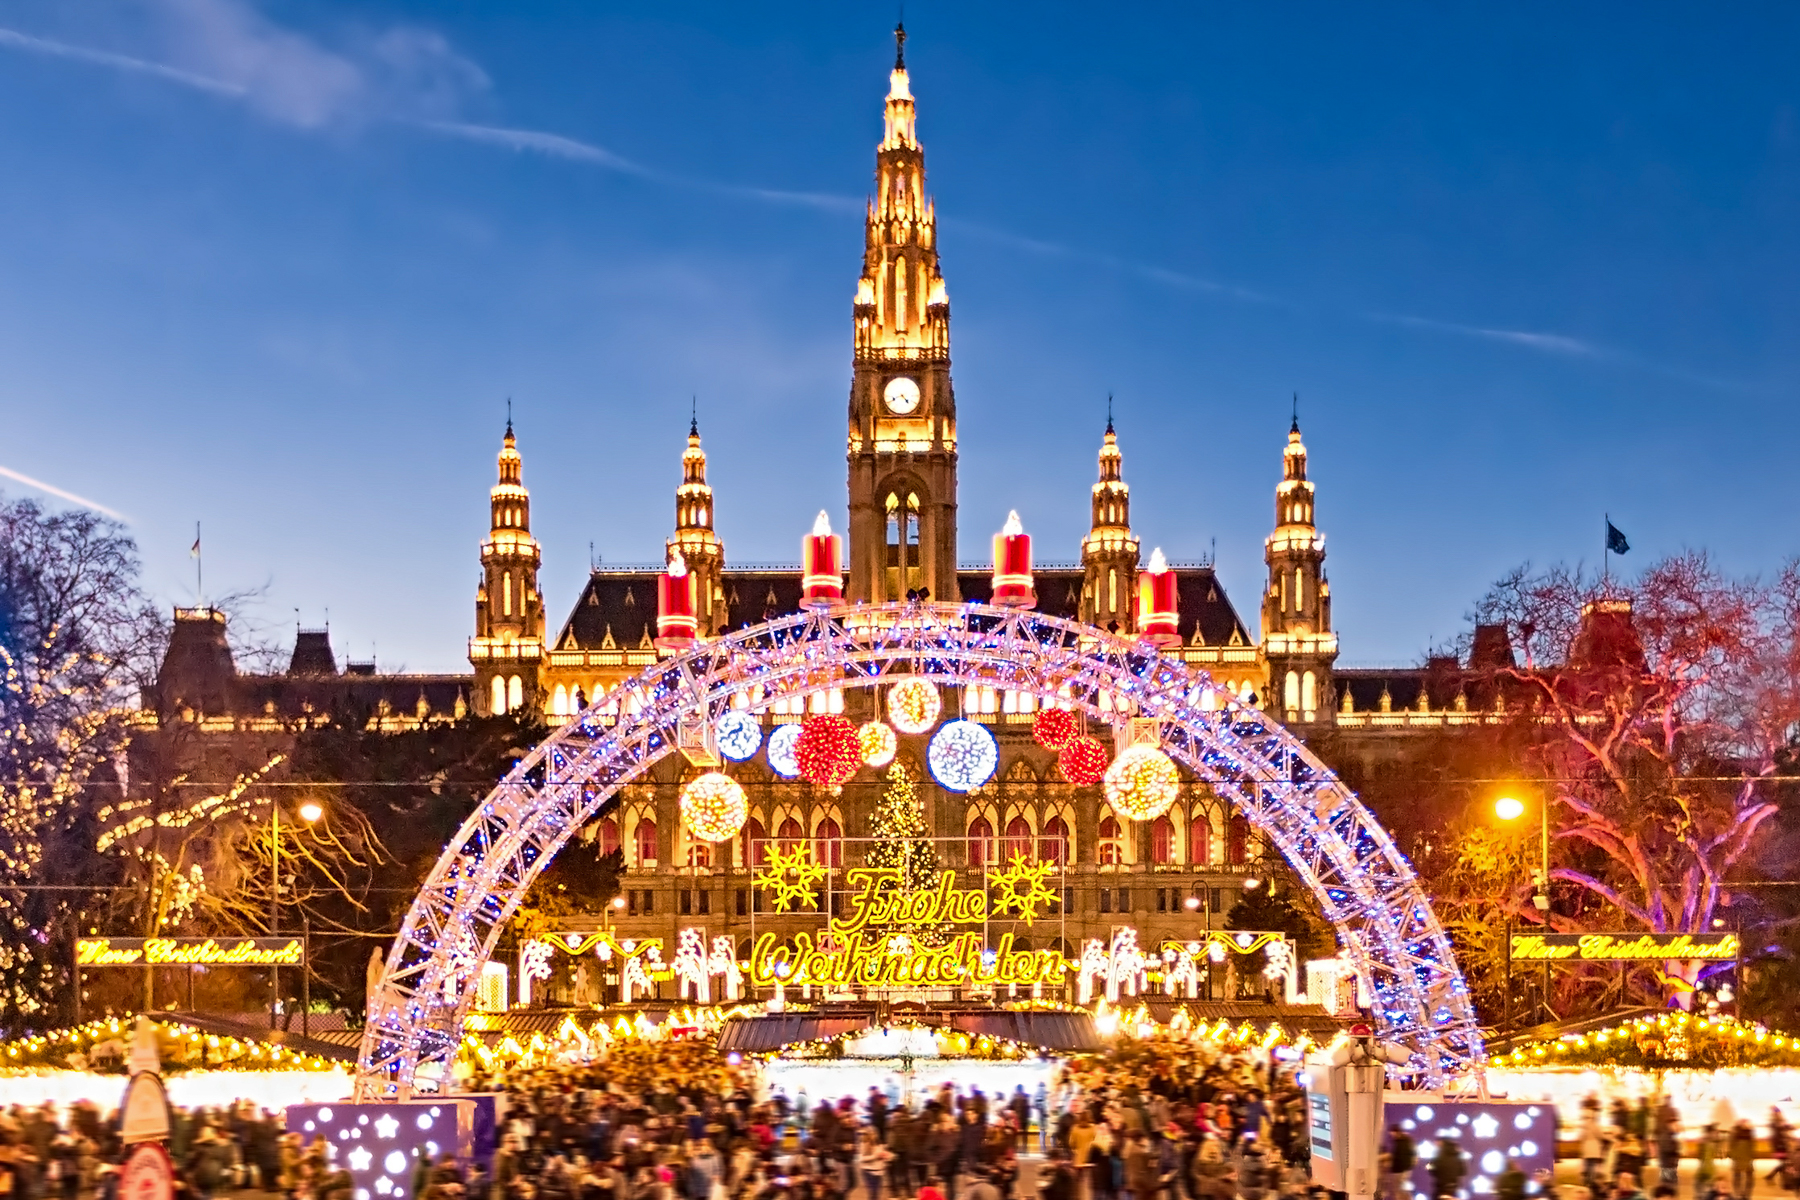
[747,848,1068,990]
[76,937,305,967]
[1508,932,1739,962]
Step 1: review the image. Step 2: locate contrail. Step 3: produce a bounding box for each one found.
[0,26,245,98]
[0,465,128,520]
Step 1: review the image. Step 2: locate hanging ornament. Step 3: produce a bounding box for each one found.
[928,719,999,793]
[858,721,898,768]
[887,678,942,734]
[1104,743,1181,821]
[767,723,803,778]
[1032,707,1079,752]
[714,711,763,762]
[679,773,749,843]
[1058,735,1109,786]
[795,714,861,787]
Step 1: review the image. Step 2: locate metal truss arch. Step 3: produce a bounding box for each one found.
[356,602,1481,1096]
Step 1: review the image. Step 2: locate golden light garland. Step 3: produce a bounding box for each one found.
[858,720,898,768]
[0,1018,337,1073]
[1103,744,1180,820]
[887,678,942,734]
[1491,1012,1800,1070]
[678,772,749,843]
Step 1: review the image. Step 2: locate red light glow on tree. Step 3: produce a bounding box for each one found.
[1136,547,1180,647]
[655,550,697,652]
[1058,735,1109,786]
[795,714,862,787]
[801,510,843,607]
[1032,706,1079,751]
[991,510,1036,607]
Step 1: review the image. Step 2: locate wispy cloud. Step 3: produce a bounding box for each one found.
[1367,312,1601,357]
[0,465,127,520]
[0,25,244,97]
[946,217,1274,304]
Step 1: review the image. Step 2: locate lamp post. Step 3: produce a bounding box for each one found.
[271,801,323,1030]
[1495,794,1551,1028]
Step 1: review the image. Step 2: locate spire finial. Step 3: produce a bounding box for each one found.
[506,396,513,436]
[690,395,698,439]
[1106,393,1114,436]
[1290,392,1299,435]
[894,19,906,69]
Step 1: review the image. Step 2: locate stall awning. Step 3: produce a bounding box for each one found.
[717,1014,875,1054]
[946,1011,1104,1052]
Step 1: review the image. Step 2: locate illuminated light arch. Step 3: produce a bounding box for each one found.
[356,602,1481,1097]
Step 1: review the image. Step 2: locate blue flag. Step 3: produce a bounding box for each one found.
[1606,520,1630,556]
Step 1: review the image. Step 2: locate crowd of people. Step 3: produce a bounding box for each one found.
[8,1035,1800,1200]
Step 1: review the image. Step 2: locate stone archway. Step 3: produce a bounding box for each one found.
[356,602,1481,1096]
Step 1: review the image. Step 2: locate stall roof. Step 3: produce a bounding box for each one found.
[717,1009,1102,1054]
[947,1011,1103,1052]
[717,1014,876,1053]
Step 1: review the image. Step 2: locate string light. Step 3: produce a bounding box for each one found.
[1032,707,1078,751]
[928,720,998,793]
[1104,744,1180,820]
[679,773,748,843]
[795,714,861,787]
[887,678,942,734]
[714,711,762,761]
[858,721,898,768]
[767,724,802,777]
[1058,735,1109,786]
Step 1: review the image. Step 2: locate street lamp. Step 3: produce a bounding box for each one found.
[1494,793,1552,1027]
[271,800,322,1030]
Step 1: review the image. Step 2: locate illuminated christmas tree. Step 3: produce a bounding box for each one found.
[864,763,939,894]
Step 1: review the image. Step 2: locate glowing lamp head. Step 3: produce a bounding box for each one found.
[1494,796,1526,822]
[298,801,323,823]
[991,510,1035,607]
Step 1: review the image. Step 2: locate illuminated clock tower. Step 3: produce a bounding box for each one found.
[847,25,959,604]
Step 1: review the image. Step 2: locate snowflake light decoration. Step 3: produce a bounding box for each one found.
[887,678,942,734]
[1104,744,1180,821]
[858,720,897,768]
[1032,706,1079,751]
[714,711,762,761]
[795,714,861,787]
[991,852,1057,926]
[928,719,998,793]
[1057,735,1109,786]
[754,842,826,912]
[766,723,803,777]
[679,772,748,843]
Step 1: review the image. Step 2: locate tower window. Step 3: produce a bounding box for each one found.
[503,572,514,617]
[1302,670,1318,719]
[1295,568,1305,610]
[507,675,524,712]
[1108,569,1118,614]
[1284,670,1300,714]
[490,675,506,715]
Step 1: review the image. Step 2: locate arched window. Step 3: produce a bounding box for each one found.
[490,676,507,715]
[968,817,994,866]
[1228,815,1249,865]
[1003,816,1031,862]
[1302,671,1317,719]
[635,819,658,867]
[743,818,768,866]
[777,817,803,848]
[686,840,711,869]
[503,571,514,617]
[1284,671,1300,714]
[815,817,843,869]
[1039,816,1069,864]
[598,818,620,856]
[1151,816,1175,865]
[552,684,569,717]
[1098,814,1122,866]
[507,675,523,712]
[1188,816,1210,866]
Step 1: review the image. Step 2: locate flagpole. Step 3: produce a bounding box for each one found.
[195,521,203,607]
[1603,512,1609,591]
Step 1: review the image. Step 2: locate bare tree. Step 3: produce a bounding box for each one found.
[1469,552,1800,1002]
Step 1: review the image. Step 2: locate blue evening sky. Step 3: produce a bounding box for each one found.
[0,2,1795,672]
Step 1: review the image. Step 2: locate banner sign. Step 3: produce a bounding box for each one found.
[77,937,304,967]
[748,866,1068,989]
[1509,932,1739,962]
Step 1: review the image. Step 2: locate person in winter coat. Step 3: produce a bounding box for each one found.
[1729,1122,1757,1200]
[1383,1128,1417,1200]
[1123,1132,1159,1200]
[1580,1106,1609,1190]
[1428,1138,1466,1200]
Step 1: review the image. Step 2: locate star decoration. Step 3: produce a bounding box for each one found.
[1470,1112,1500,1140]
[754,842,827,912]
[347,1147,373,1173]
[990,852,1057,926]
[373,1114,399,1140]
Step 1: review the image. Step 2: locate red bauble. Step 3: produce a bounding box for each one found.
[1058,735,1109,786]
[1033,707,1079,752]
[795,714,862,787]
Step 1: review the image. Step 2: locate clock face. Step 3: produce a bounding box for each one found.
[883,376,922,415]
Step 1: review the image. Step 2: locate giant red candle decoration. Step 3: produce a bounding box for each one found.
[991,510,1036,607]
[656,549,698,652]
[1137,546,1180,646]
[801,511,843,608]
